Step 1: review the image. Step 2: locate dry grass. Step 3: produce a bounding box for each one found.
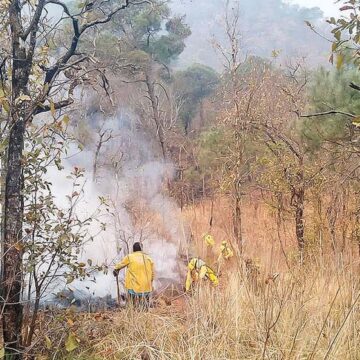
[39,198,360,359]
[59,260,360,360]
[183,196,297,268]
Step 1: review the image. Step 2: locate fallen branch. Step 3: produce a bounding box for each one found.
[299,110,356,119]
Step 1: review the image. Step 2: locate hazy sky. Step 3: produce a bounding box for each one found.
[288,0,339,16]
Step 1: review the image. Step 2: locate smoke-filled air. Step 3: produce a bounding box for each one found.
[50,111,188,298]
[2,0,360,359]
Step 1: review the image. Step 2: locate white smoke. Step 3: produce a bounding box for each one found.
[48,111,187,297]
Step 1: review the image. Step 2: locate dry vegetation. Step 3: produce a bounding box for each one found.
[34,200,360,360]
[54,265,360,360]
[2,0,360,358]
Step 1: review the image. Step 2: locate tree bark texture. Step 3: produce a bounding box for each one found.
[291,168,305,262]
[2,114,25,359]
[2,1,28,357]
[233,180,243,253]
[145,69,166,159]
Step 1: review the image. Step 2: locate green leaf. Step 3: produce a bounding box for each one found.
[65,332,79,352]
[0,347,4,359]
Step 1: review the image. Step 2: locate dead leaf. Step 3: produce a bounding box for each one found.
[45,335,52,350]
[14,242,23,251]
[50,100,55,117]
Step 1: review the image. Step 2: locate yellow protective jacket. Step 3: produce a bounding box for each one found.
[218,241,234,261]
[204,234,215,247]
[114,251,154,294]
[185,258,219,291]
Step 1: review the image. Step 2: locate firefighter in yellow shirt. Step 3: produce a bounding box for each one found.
[217,241,234,273]
[113,242,154,307]
[218,241,233,261]
[185,257,219,292]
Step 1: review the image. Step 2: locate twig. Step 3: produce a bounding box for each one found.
[323,290,360,359]
[309,287,340,359]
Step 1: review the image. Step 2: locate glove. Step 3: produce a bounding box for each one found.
[113,269,119,277]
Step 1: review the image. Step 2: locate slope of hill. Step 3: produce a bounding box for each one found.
[171,0,330,69]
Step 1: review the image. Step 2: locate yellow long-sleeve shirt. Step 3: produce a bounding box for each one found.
[114,251,155,294]
[185,258,218,291]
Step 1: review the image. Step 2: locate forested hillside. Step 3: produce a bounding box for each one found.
[171,0,328,68]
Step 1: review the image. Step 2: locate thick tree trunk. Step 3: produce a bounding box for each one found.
[2,1,28,357]
[145,69,166,159]
[2,115,25,359]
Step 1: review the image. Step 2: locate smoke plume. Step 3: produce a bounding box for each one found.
[48,110,187,298]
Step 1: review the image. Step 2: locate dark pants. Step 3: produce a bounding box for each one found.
[128,292,150,310]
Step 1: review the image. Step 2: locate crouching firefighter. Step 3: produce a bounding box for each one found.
[113,242,155,308]
[185,257,219,292]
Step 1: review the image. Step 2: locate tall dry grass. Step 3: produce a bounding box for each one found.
[42,197,360,359]
[61,258,360,360]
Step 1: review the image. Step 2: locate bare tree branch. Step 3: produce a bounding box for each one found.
[35,98,74,115]
[21,0,46,40]
[299,110,356,119]
[350,82,360,92]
